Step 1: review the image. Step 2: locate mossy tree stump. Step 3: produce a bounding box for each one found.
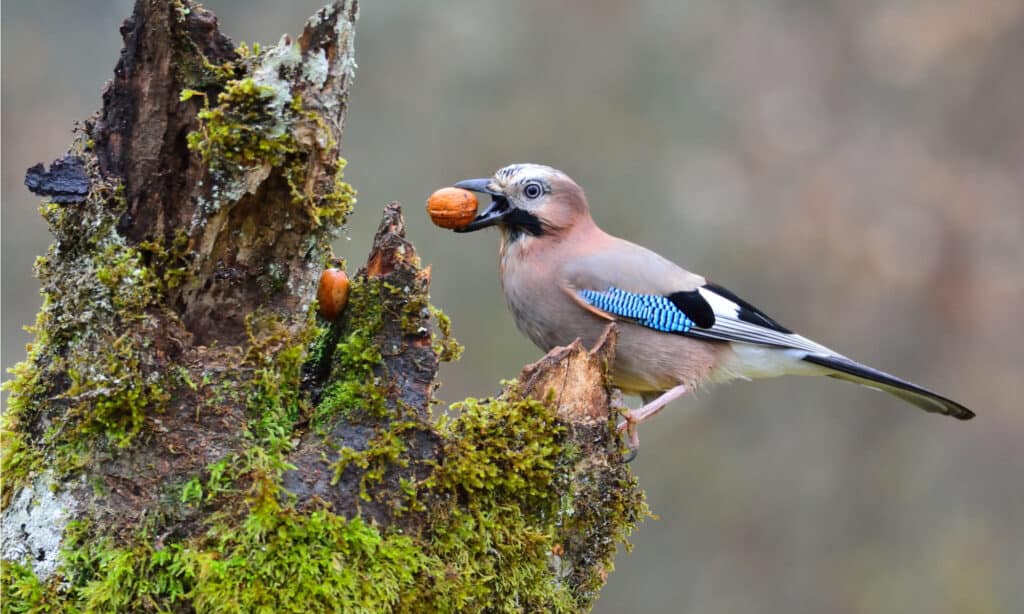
[0,1,646,611]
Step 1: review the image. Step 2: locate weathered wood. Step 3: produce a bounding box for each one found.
[4,0,361,577]
[284,202,444,526]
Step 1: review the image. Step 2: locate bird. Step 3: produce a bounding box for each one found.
[451,163,974,452]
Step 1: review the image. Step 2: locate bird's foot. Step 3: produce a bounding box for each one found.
[615,384,689,462]
[616,411,642,462]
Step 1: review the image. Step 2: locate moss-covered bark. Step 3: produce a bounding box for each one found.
[0,1,646,612]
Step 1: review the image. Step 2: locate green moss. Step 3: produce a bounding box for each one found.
[0,430,38,510]
[331,421,415,503]
[240,310,321,452]
[172,13,239,98]
[187,78,297,168]
[233,41,262,58]
[92,246,158,313]
[1,518,166,611]
[187,502,428,613]
[182,458,234,506]
[1,345,45,508]
[61,334,170,449]
[0,560,50,612]
[176,55,237,94]
[54,520,193,612]
[4,317,644,613]
[185,76,356,230]
[2,180,194,496]
[429,304,464,362]
[312,274,460,426]
[137,230,191,291]
[555,446,648,602]
[311,158,357,228]
[2,392,633,613]
[314,277,388,425]
[1,500,432,614]
[411,393,578,612]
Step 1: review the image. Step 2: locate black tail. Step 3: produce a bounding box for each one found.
[803,354,975,420]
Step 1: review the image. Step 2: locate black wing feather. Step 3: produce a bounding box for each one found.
[703,282,793,333]
[666,290,716,328]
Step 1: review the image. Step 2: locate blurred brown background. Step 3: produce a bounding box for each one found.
[3,1,1023,612]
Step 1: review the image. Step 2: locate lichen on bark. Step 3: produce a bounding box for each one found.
[1,1,647,611]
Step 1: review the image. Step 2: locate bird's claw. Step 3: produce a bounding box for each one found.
[616,408,641,463]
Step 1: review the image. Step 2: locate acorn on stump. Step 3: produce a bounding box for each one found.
[317,268,350,320]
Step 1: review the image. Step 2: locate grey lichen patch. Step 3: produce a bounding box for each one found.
[302,48,329,88]
[329,2,358,81]
[302,0,358,121]
[251,34,303,138]
[0,474,78,579]
[305,1,335,28]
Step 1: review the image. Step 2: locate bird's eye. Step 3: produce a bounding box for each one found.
[523,181,544,200]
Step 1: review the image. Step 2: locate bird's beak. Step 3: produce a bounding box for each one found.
[453,178,509,233]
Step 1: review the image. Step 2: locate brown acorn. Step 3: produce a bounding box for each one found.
[426,187,478,229]
[317,268,350,320]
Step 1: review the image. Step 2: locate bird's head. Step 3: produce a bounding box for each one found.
[453,163,589,240]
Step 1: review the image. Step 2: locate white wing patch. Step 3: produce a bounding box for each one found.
[690,286,835,356]
[697,287,741,318]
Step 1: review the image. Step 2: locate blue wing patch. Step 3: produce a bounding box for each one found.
[578,287,695,333]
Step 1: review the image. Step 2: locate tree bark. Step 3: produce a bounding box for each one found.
[1,2,645,611]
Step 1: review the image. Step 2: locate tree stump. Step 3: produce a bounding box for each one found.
[1,1,646,611]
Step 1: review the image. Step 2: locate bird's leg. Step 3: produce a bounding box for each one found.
[617,384,689,454]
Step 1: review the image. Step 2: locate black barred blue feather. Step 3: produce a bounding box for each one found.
[578,287,696,333]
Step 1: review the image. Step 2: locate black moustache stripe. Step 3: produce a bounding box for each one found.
[503,209,545,240]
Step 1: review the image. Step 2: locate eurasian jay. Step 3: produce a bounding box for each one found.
[451,163,974,451]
